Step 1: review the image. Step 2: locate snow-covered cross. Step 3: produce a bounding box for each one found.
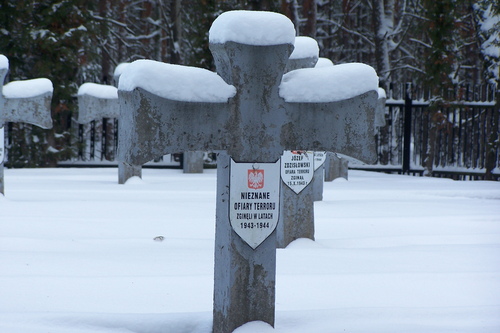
[0,55,53,195]
[76,81,141,182]
[77,82,120,157]
[277,36,323,248]
[117,11,378,333]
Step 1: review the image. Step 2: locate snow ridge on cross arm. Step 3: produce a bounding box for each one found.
[118,59,236,103]
[280,63,379,103]
[78,83,118,100]
[290,36,319,60]
[2,78,53,99]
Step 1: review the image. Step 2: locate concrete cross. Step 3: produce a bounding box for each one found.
[118,63,206,177]
[77,82,120,159]
[0,55,53,195]
[76,81,140,182]
[117,11,378,333]
[277,36,321,248]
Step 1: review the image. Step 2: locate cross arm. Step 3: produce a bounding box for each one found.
[77,83,119,124]
[2,85,53,129]
[279,63,379,163]
[1,66,53,129]
[118,88,230,165]
[282,90,378,163]
[117,60,235,166]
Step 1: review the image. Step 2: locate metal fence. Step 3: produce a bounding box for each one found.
[351,83,499,180]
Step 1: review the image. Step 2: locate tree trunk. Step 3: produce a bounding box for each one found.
[372,0,391,87]
[484,91,499,180]
[99,0,111,84]
[282,0,300,35]
[302,0,316,37]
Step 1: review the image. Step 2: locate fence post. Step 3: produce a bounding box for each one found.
[402,83,412,174]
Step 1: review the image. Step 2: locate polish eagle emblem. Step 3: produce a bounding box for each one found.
[248,169,264,189]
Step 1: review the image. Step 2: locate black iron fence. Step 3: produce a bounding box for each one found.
[351,83,499,180]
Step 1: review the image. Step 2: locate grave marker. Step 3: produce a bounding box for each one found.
[117,11,378,332]
[277,150,315,248]
[76,80,142,183]
[277,37,319,247]
[0,55,53,195]
[113,62,204,177]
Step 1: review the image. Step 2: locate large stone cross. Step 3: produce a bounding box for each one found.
[117,11,378,333]
[0,55,53,195]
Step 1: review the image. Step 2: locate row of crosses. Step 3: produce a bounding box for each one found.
[1,10,383,333]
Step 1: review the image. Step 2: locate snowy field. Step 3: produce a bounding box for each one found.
[1,167,499,333]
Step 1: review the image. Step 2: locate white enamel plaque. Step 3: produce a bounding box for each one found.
[229,159,280,249]
[314,151,326,171]
[0,127,4,162]
[280,150,314,194]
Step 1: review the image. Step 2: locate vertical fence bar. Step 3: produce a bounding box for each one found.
[78,123,84,160]
[114,118,119,160]
[90,120,95,160]
[402,83,412,174]
[102,118,108,161]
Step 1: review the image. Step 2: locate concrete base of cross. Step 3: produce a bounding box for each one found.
[183,151,204,173]
[325,153,349,181]
[276,183,314,248]
[312,166,324,201]
[118,162,142,184]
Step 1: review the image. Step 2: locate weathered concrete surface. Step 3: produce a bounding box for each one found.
[324,152,349,182]
[312,165,324,201]
[183,151,204,173]
[276,182,314,248]
[286,56,318,73]
[118,161,142,184]
[77,93,119,124]
[1,68,52,129]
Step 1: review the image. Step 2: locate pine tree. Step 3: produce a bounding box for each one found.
[0,0,98,167]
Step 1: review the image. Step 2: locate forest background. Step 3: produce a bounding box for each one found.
[0,0,499,169]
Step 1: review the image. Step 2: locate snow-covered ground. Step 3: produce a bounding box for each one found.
[1,167,499,332]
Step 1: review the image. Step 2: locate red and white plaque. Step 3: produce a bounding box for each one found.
[280,150,314,194]
[230,159,280,249]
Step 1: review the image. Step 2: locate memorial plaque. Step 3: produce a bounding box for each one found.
[280,150,314,194]
[230,159,280,249]
[314,151,326,171]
